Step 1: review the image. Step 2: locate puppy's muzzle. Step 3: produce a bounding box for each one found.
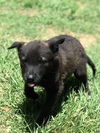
[25,74,36,87]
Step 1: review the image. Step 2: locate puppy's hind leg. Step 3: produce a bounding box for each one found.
[74,64,91,95]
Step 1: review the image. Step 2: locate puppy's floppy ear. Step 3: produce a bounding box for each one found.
[8,42,25,49]
[47,35,66,53]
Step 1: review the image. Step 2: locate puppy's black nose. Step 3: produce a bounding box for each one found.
[28,74,33,79]
[27,75,34,82]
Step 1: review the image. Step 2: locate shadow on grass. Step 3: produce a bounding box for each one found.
[17,90,46,131]
[16,76,81,131]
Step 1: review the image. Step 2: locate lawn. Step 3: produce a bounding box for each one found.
[0,0,100,133]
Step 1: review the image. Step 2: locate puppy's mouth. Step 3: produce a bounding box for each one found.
[27,82,35,87]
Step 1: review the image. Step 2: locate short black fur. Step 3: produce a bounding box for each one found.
[8,34,96,125]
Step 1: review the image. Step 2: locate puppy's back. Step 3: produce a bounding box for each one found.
[58,35,87,74]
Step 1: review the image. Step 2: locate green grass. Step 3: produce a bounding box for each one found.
[0,0,100,132]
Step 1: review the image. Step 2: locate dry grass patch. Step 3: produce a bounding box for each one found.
[0,125,11,133]
[42,27,99,48]
[0,106,11,112]
[17,8,39,17]
[78,34,99,48]
[9,34,30,42]
[76,1,86,10]
[42,26,60,40]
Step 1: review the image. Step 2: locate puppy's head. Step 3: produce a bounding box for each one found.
[8,37,65,87]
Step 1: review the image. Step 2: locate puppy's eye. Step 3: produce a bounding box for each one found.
[39,57,48,64]
[21,57,27,62]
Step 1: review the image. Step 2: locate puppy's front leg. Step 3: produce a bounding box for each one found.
[24,83,38,100]
[37,83,64,125]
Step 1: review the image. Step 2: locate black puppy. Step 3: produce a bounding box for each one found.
[8,35,96,125]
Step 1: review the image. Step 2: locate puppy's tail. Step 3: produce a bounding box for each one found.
[86,55,96,77]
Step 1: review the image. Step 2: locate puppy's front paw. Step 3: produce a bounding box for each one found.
[36,115,49,126]
[36,116,44,126]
